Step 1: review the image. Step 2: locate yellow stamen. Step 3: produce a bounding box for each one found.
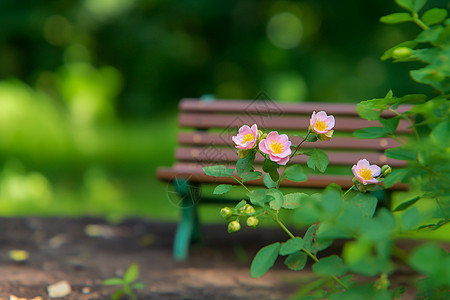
[270,141,284,154]
[358,168,373,181]
[242,133,254,143]
[315,120,327,132]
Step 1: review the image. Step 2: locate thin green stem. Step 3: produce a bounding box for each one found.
[290,131,312,159]
[343,185,355,199]
[231,176,252,194]
[388,107,420,141]
[412,13,429,31]
[273,216,348,290]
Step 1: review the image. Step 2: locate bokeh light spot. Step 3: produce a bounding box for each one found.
[267,12,303,49]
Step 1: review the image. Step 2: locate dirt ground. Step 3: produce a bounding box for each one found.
[0,217,440,300]
[0,217,314,300]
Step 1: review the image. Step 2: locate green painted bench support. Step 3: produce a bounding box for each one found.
[173,179,201,261]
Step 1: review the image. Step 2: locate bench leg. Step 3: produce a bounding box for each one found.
[173,179,201,261]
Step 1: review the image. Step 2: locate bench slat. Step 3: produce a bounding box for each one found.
[156,165,408,190]
[177,132,402,150]
[180,99,412,117]
[178,113,411,133]
[175,147,407,167]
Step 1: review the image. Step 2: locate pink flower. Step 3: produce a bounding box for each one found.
[259,131,292,165]
[232,124,259,150]
[352,159,381,185]
[310,111,335,134]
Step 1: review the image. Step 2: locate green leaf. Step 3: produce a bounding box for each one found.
[249,189,268,207]
[395,0,426,12]
[213,184,233,195]
[392,196,421,212]
[356,101,382,120]
[280,237,305,256]
[320,188,342,216]
[263,159,280,182]
[284,165,308,182]
[294,196,322,225]
[378,117,400,134]
[385,146,417,160]
[235,200,247,210]
[395,0,413,11]
[266,189,284,211]
[236,151,255,178]
[283,192,309,209]
[422,8,447,26]
[242,171,262,182]
[312,255,348,277]
[263,173,277,188]
[409,243,443,275]
[380,13,413,24]
[347,192,378,218]
[303,224,318,253]
[415,25,444,43]
[123,264,139,283]
[111,289,125,300]
[284,251,307,271]
[401,206,421,230]
[306,134,318,142]
[103,278,124,286]
[305,149,328,173]
[384,168,411,188]
[203,165,234,177]
[353,127,390,139]
[132,282,145,289]
[360,208,395,241]
[250,243,281,278]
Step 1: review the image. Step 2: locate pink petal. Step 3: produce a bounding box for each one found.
[258,140,270,155]
[369,165,381,177]
[325,115,335,129]
[278,155,290,165]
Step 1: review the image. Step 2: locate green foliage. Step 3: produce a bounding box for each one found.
[236,151,256,178]
[250,243,280,278]
[279,237,305,256]
[312,255,348,277]
[103,263,144,300]
[213,184,233,195]
[305,149,329,173]
[284,251,308,271]
[203,1,450,298]
[283,165,308,182]
[202,165,234,177]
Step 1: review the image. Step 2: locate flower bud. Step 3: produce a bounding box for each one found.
[260,133,268,140]
[317,130,334,141]
[352,176,360,185]
[228,220,241,233]
[220,207,233,219]
[246,216,259,228]
[381,165,392,177]
[374,273,390,291]
[392,47,413,59]
[237,149,251,158]
[240,204,255,215]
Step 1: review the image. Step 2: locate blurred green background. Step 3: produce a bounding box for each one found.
[0,0,448,222]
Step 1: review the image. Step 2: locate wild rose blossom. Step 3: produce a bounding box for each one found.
[232,124,259,149]
[352,159,381,185]
[259,131,292,165]
[310,111,335,134]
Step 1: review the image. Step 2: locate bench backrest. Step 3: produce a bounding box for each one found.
[159,98,410,190]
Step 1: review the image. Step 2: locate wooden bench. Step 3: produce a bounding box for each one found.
[157,98,410,261]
